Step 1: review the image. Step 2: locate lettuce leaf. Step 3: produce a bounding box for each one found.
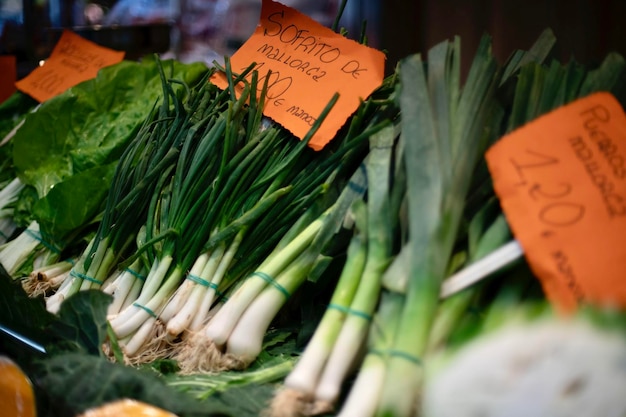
[10,58,207,243]
[12,58,208,198]
[35,353,231,417]
[31,162,117,242]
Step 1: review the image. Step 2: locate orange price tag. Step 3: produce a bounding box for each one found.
[0,55,17,103]
[486,92,626,313]
[211,0,385,150]
[16,30,125,103]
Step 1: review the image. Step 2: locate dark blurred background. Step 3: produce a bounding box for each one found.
[378,0,626,76]
[1,0,626,78]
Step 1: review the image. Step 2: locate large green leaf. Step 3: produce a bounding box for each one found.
[12,58,208,198]
[34,353,231,417]
[0,264,54,366]
[0,267,110,361]
[32,162,117,241]
[47,290,112,356]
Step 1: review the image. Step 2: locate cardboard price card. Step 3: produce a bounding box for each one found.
[211,0,385,150]
[486,92,626,313]
[16,30,125,103]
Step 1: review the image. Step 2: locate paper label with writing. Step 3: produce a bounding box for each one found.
[16,30,125,103]
[211,0,385,150]
[486,92,626,313]
[0,55,17,103]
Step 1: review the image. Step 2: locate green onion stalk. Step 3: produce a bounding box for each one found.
[372,36,503,417]
[102,229,151,316]
[107,73,259,360]
[102,62,257,321]
[309,125,397,413]
[337,289,405,417]
[45,62,202,314]
[269,121,401,417]
[170,117,349,371]
[154,63,281,334]
[0,179,78,283]
[0,220,42,276]
[207,163,368,371]
[268,200,368,417]
[22,258,75,298]
[108,62,341,362]
[2,219,86,293]
[175,173,349,373]
[173,76,398,374]
[158,67,292,338]
[1,215,89,295]
[427,211,511,355]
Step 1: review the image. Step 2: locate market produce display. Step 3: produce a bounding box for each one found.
[1,2,626,417]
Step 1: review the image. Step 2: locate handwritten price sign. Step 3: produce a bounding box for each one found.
[211,0,385,150]
[486,92,626,313]
[16,30,125,103]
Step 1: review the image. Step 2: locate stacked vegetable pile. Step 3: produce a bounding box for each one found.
[1,25,626,417]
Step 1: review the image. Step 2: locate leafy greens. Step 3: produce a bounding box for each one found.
[10,58,208,241]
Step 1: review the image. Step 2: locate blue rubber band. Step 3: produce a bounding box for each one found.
[388,349,422,365]
[252,271,290,299]
[25,229,61,254]
[370,348,422,365]
[70,269,103,285]
[133,302,157,318]
[125,267,146,281]
[359,162,367,178]
[352,163,368,192]
[187,273,219,290]
[348,178,367,194]
[327,303,372,321]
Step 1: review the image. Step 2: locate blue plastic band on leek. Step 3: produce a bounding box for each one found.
[70,269,103,285]
[370,348,422,365]
[133,302,157,318]
[187,273,219,290]
[348,163,368,194]
[388,349,422,365]
[25,228,61,254]
[125,267,146,281]
[252,271,290,299]
[327,303,373,321]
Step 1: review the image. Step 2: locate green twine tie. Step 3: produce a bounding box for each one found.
[327,303,373,321]
[70,270,103,286]
[252,271,290,299]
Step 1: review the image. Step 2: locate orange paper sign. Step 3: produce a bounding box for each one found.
[486,92,626,313]
[16,30,125,103]
[211,0,385,150]
[0,55,17,103]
